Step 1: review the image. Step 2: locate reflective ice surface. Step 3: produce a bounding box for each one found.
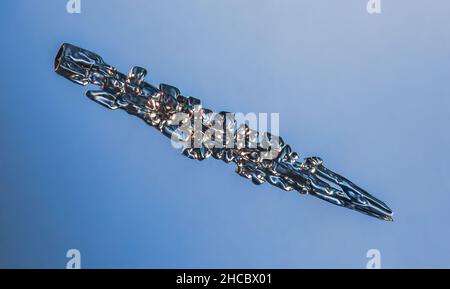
[55,43,393,221]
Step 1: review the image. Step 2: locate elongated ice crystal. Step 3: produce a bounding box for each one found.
[54,43,394,221]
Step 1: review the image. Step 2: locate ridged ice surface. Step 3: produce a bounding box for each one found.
[54,43,394,221]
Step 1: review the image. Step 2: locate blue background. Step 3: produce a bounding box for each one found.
[1,0,449,268]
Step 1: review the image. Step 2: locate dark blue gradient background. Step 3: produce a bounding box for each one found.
[1,0,449,268]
